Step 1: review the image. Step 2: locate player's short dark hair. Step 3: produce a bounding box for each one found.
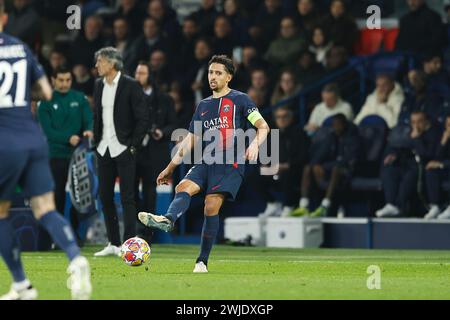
[52,66,72,78]
[322,83,340,96]
[208,55,235,76]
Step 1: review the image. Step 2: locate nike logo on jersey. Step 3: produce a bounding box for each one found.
[211,184,222,191]
[201,110,209,117]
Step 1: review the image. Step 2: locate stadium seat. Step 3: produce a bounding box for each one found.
[370,54,405,79]
[354,28,385,56]
[383,28,399,52]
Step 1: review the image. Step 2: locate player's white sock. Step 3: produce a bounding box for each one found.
[299,198,309,209]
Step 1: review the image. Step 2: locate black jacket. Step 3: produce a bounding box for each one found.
[310,124,362,169]
[395,4,447,55]
[137,89,177,169]
[93,74,149,150]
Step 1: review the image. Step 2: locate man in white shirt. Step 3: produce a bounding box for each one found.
[304,83,353,135]
[354,74,405,129]
[92,47,149,256]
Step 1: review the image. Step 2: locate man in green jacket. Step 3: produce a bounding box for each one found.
[37,66,93,246]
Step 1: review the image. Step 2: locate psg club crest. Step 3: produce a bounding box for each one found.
[223,104,230,112]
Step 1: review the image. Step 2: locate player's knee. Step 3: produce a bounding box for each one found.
[204,196,223,216]
[0,201,11,219]
[30,192,56,219]
[175,180,199,196]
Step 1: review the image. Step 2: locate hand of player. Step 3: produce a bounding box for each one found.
[426,161,443,170]
[384,154,397,165]
[245,141,259,162]
[156,167,173,185]
[69,135,81,147]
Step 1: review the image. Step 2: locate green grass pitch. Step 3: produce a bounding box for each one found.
[1,245,449,300]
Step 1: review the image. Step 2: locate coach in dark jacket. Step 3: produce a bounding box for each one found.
[134,61,176,238]
[92,47,149,257]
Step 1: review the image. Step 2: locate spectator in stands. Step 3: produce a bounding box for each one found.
[212,15,235,56]
[248,67,272,109]
[294,50,325,87]
[223,0,250,46]
[116,0,146,36]
[355,74,405,129]
[106,17,135,75]
[247,87,267,111]
[249,0,283,52]
[178,17,200,73]
[321,0,359,54]
[420,53,450,97]
[149,49,173,92]
[134,60,176,243]
[131,17,168,70]
[232,45,259,92]
[270,69,301,112]
[189,0,219,37]
[324,46,359,99]
[308,26,333,66]
[44,49,68,78]
[376,111,441,217]
[70,15,105,70]
[264,16,306,71]
[184,38,213,105]
[37,66,93,245]
[147,0,181,42]
[5,0,41,49]
[72,64,95,104]
[395,0,447,56]
[169,89,193,130]
[424,115,450,219]
[305,83,353,135]
[399,70,444,124]
[292,0,322,35]
[254,106,309,218]
[292,113,361,217]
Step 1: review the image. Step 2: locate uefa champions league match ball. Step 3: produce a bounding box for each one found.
[120,237,151,267]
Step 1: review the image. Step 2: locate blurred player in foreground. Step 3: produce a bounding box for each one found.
[138,55,270,272]
[0,1,91,300]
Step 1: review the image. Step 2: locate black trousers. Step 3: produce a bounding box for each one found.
[381,163,418,209]
[97,148,137,247]
[38,158,82,250]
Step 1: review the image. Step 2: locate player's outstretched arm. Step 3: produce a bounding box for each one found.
[245,118,270,161]
[157,132,196,185]
[32,76,53,101]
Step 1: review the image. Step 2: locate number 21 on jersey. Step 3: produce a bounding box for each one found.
[0,59,27,108]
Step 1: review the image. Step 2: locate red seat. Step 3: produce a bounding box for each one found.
[354,28,385,56]
[383,28,399,51]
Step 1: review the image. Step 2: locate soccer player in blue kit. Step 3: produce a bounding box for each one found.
[139,55,270,273]
[0,1,91,299]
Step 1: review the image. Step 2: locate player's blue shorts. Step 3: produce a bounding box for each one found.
[184,163,245,200]
[0,144,54,201]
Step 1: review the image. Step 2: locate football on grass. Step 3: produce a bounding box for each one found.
[120,237,151,267]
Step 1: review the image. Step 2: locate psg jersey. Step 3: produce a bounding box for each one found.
[0,32,47,151]
[188,89,259,163]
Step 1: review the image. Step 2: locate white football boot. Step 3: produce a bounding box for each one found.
[193,261,208,273]
[67,256,92,300]
[94,243,121,257]
[375,204,400,218]
[0,281,38,300]
[437,206,450,220]
[424,205,440,220]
